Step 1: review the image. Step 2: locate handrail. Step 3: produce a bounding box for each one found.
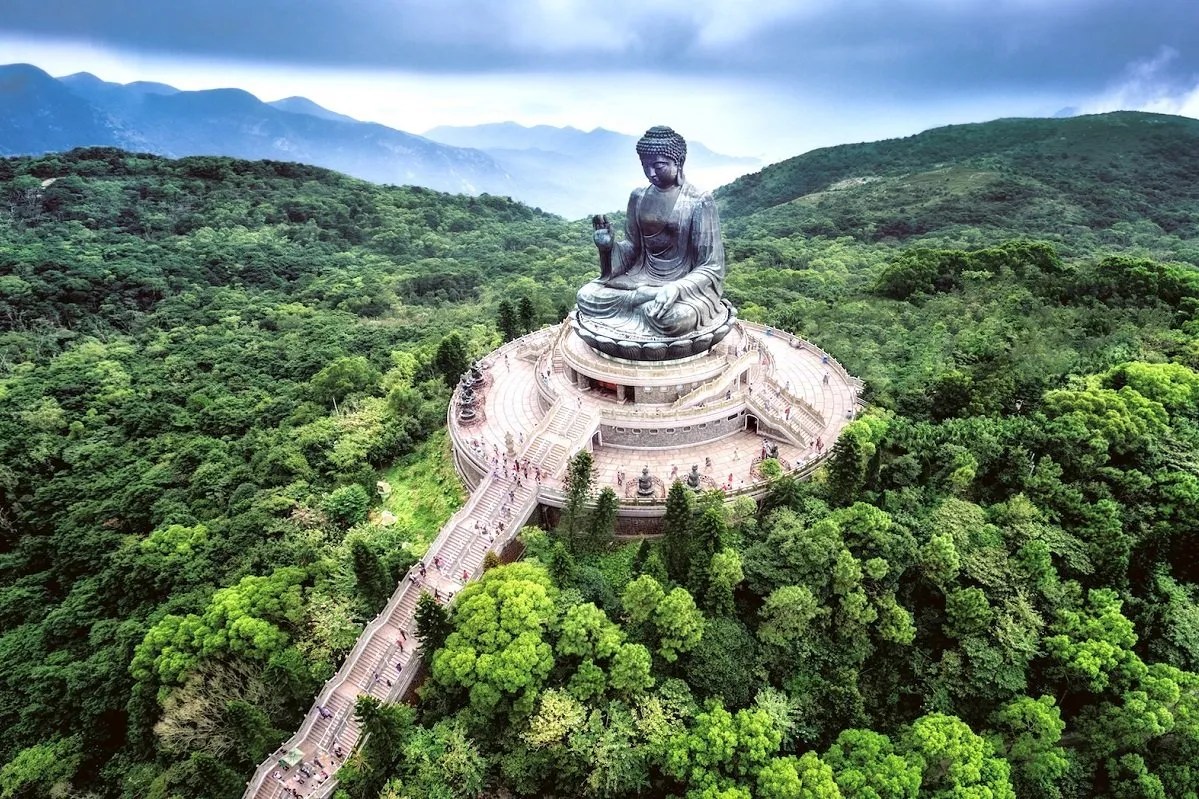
[536,448,832,507]
[243,562,426,797]
[739,319,864,393]
[517,396,569,457]
[745,393,808,449]
[598,394,741,423]
[449,324,567,484]
[669,348,757,409]
[759,374,824,430]
[300,502,534,799]
[245,450,546,798]
[560,408,602,461]
[299,489,534,791]
[534,322,571,407]
[245,412,540,796]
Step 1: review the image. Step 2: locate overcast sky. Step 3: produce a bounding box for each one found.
[2,0,1197,163]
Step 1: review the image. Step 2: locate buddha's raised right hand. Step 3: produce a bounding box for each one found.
[592,214,613,251]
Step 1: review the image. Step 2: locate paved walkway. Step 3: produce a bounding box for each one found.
[242,321,862,799]
[242,351,598,799]
[243,491,548,799]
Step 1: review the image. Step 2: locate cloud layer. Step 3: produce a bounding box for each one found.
[2,1,1197,161]
[5,0,1197,98]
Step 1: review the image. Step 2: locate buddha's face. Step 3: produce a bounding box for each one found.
[641,155,680,189]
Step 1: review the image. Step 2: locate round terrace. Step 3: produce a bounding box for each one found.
[447,319,863,529]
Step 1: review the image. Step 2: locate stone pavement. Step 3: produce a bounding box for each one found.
[458,320,863,503]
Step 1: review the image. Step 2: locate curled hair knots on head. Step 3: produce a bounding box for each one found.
[635,125,687,167]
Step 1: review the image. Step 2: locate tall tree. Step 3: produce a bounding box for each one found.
[561,450,596,542]
[826,413,889,506]
[350,539,392,609]
[988,696,1070,799]
[900,713,1015,799]
[415,592,452,656]
[497,298,521,341]
[655,587,706,663]
[517,295,537,333]
[433,331,471,388]
[757,752,843,799]
[403,719,487,799]
[587,487,619,552]
[662,481,695,584]
[823,728,921,799]
[431,562,559,718]
[706,549,745,617]
[340,697,416,799]
[309,355,381,406]
[688,506,730,596]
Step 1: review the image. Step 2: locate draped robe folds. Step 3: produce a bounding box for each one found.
[576,180,725,338]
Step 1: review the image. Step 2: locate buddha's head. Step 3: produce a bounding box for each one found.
[636,126,686,189]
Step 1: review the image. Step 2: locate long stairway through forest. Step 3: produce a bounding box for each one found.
[242,399,600,799]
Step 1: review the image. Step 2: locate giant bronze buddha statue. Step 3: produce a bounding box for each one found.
[573,126,736,361]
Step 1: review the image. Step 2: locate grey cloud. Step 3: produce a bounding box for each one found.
[3,0,1197,99]
[712,1,1199,99]
[0,0,527,70]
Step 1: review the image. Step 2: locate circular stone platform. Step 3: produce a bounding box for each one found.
[448,319,863,532]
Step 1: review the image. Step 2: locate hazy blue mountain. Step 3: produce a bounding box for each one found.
[59,71,179,100]
[423,122,761,218]
[424,122,631,157]
[1,63,764,215]
[269,96,359,124]
[0,64,123,155]
[134,88,513,193]
[0,63,514,197]
[423,121,754,165]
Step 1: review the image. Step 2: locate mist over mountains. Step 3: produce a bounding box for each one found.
[0,63,759,217]
[0,63,512,197]
[423,122,759,217]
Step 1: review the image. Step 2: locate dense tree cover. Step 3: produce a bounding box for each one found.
[343,117,1199,796]
[0,149,589,797]
[3,120,1199,798]
[386,344,1199,796]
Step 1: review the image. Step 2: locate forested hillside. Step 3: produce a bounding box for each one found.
[719,111,1199,260]
[2,110,1199,799]
[0,148,590,797]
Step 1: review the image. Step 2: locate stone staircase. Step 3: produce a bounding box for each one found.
[242,403,600,799]
[519,397,600,471]
[669,348,757,409]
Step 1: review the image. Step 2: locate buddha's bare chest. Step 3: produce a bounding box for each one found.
[639,189,681,236]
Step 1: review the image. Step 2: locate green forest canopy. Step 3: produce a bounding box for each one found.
[0,109,1198,798]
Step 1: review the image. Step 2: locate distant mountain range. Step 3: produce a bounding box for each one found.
[423,123,759,218]
[0,63,759,217]
[0,64,511,199]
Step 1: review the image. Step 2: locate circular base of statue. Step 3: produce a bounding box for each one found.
[446,320,865,534]
[571,301,737,362]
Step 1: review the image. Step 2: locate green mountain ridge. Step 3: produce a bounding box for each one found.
[719,111,1199,255]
